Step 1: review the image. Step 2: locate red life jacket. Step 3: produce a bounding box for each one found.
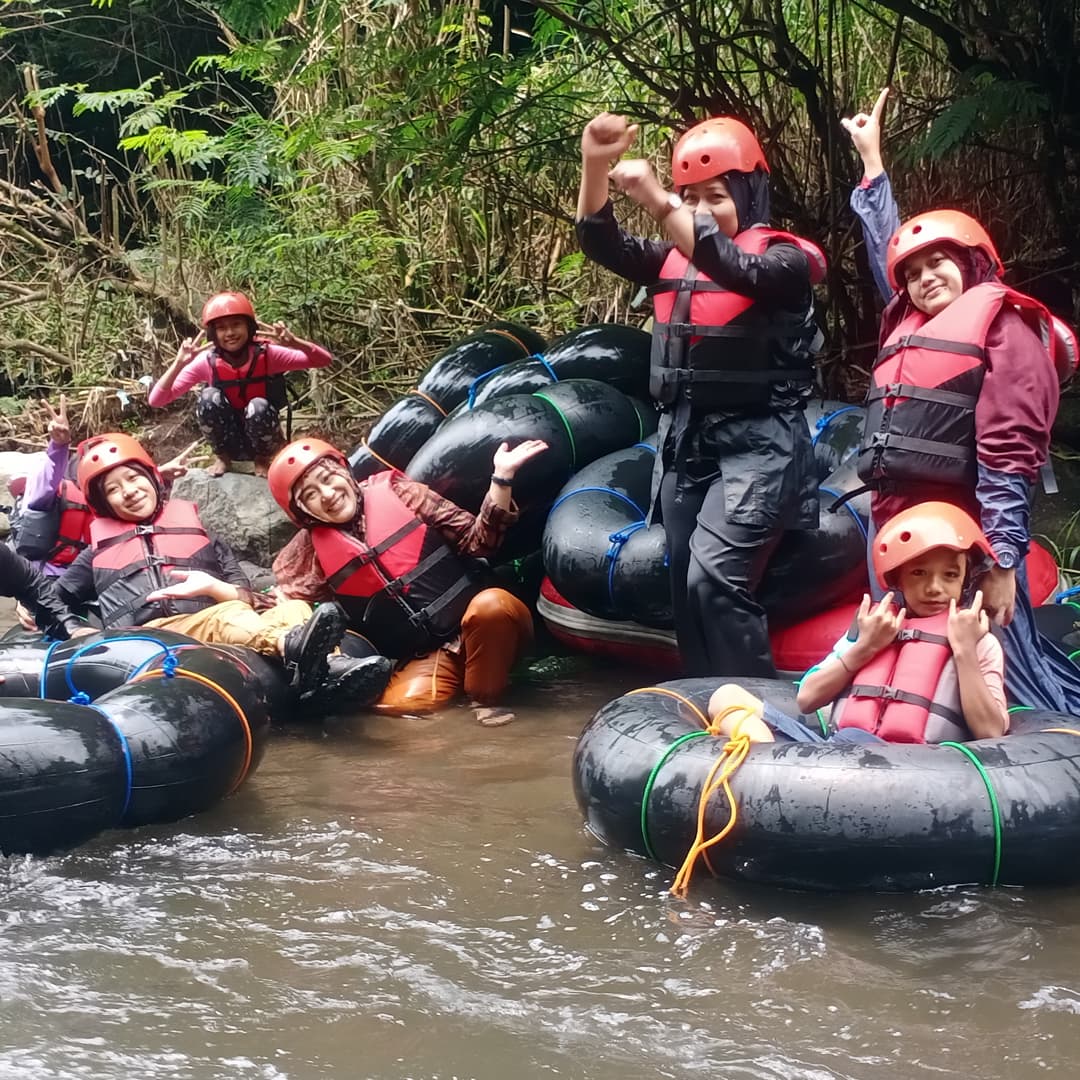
[208,342,287,411]
[14,479,92,565]
[309,470,483,659]
[89,499,221,627]
[648,227,826,411]
[832,611,968,743]
[858,282,1060,492]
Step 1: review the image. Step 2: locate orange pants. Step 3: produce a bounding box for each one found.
[375,588,533,714]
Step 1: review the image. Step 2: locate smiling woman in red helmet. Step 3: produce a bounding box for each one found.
[267,435,546,723]
[840,88,1080,715]
[576,111,826,680]
[147,291,334,477]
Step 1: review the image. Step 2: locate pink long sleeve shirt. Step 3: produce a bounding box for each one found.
[148,341,333,408]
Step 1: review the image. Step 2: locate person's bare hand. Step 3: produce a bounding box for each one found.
[15,601,37,632]
[145,569,225,602]
[608,159,663,208]
[174,332,208,369]
[581,112,639,162]
[980,564,1017,627]
[158,439,205,483]
[257,320,300,347]
[947,589,991,655]
[42,394,70,447]
[852,591,905,659]
[492,439,548,481]
[70,626,98,638]
[840,87,889,171]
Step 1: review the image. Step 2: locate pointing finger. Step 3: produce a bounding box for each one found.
[870,86,890,122]
[970,589,984,612]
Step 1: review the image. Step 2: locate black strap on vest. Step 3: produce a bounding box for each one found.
[646,279,725,296]
[847,683,964,728]
[876,335,986,363]
[866,382,979,411]
[94,524,209,552]
[858,431,972,461]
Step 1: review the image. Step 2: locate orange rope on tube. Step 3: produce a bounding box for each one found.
[132,668,253,793]
[669,704,756,898]
[1040,727,1080,737]
[627,686,710,729]
[410,389,447,416]
[486,328,530,356]
[361,438,396,472]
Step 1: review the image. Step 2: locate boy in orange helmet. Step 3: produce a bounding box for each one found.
[148,292,333,477]
[576,112,826,679]
[840,89,1080,713]
[707,502,1009,744]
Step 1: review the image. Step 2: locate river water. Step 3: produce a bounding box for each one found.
[2,658,1079,1079]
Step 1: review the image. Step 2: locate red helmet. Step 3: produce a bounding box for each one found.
[201,291,256,328]
[873,501,992,588]
[267,438,348,524]
[886,210,1004,292]
[671,118,769,187]
[77,433,159,497]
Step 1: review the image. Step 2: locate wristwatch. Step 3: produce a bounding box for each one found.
[657,192,684,221]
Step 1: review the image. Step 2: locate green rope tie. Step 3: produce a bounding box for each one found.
[939,741,1003,886]
[1007,704,1034,714]
[533,391,576,468]
[1068,649,1080,663]
[639,730,711,861]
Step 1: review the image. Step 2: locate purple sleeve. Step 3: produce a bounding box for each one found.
[263,341,333,373]
[850,172,900,304]
[147,353,214,407]
[25,442,68,511]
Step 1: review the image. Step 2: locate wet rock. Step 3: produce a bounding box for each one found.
[172,469,296,565]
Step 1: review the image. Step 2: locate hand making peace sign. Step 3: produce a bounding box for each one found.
[41,394,70,447]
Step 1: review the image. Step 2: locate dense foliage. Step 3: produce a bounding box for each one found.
[1,0,1078,424]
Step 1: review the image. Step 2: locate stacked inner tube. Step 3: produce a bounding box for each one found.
[349,322,650,481]
[573,676,1080,891]
[0,630,273,855]
[407,378,657,557]
[540,402,872,646]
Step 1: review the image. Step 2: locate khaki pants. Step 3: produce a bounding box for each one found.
[376,588,533,714]
[146,598,313,655]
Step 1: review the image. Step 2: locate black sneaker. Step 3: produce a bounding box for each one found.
[281,602,347,697]
[306,654,395,715]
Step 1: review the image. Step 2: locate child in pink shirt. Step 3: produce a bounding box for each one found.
[149,292,333,476]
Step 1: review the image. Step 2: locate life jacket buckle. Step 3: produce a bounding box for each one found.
[869,432,888,447]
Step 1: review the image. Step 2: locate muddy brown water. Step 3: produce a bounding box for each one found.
[3,650,1080,1079]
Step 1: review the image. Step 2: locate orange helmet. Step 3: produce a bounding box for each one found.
[873,501,992,588]
[77,433,157,493]
[671,117,769,187]
[201,291,256,328]
[886,210,1004,292]
[267,438,348,524]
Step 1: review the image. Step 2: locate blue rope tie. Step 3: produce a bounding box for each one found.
[820,485,869,544]
[39,638,64,699]
[811,405,861,446]
[466,363,509,409]
[1054,584,1080,603]
[606,521,647,604]
[528,353,557,382]
[89,702,134,818]
[64,634,181,703]
[549,485,646,518]
[633,442,658,454]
